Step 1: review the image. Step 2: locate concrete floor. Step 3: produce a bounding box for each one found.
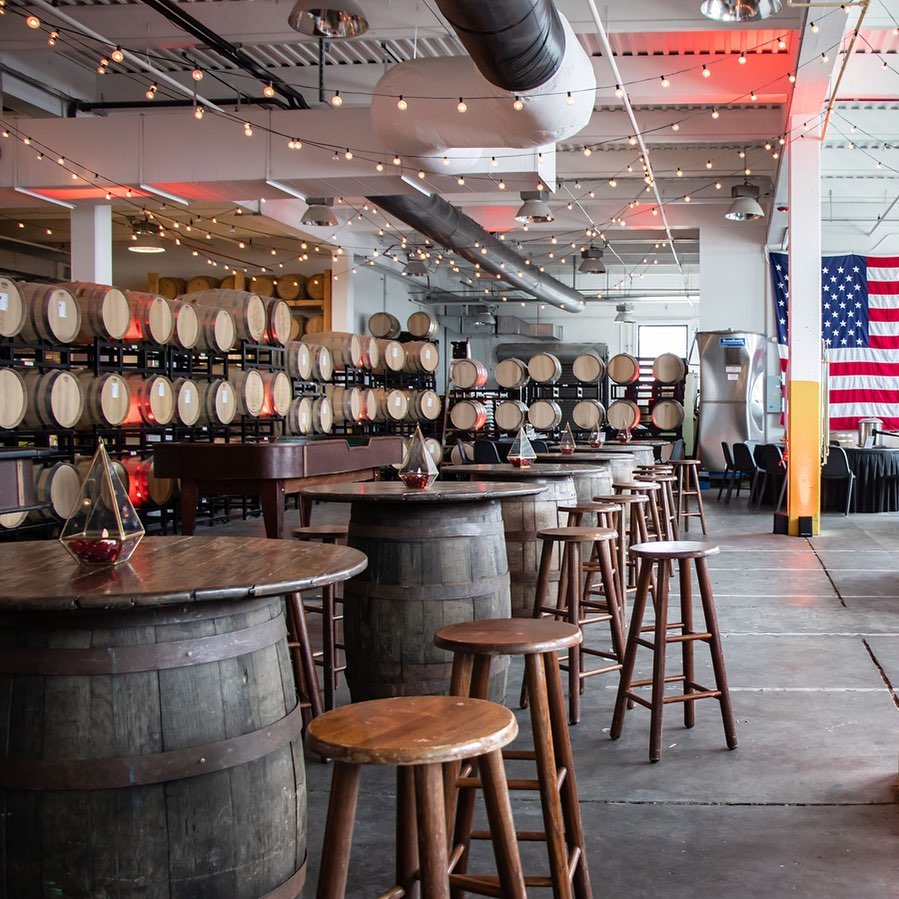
[214,496,899,898]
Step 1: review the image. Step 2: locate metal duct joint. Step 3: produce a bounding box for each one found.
[369,193,585,313]
[434,0,566,92]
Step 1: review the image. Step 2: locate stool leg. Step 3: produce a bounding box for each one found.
[543,650,592,899]
[693,467,708,535]
[597,539,626,664]
[679,558,695,730]
[695,558,738,750]
[322,584,337,712]
[616,509,628,606]
[476,749,528,899]
[648,559,672,762]
[397,766,420,894]
[521,538,556,709]
[415,763,451,899]
[676,467,687,530]
[285,592,323,725]
[525,653,573,899]
[316,761,362,899]
[610,557,654,740]
[567,541,582,725]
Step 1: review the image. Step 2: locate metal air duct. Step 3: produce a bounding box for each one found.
[369,193,585,313]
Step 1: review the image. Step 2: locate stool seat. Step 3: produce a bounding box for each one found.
[644,474,677,483]
[558,501,622,515]
[537,526,617,542]
[435,618,582,655]
[614,481,660,491]
[670,458,701,466]
[630,540,720,560]
[293,524,349,540]
[306,695,517,765]
[594,493,648,505]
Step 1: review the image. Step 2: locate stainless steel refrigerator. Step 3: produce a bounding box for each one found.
[696,331,767,471]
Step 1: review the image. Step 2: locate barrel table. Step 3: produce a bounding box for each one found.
[536,451,638,487]
[300,481,543,701]
[441,463,579,617]
[0,536,367,899]
[552,443,658,467]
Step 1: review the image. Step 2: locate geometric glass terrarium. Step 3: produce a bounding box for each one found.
[588,425,606,448]
[507,427,537,468]
[559,422,577,455]
[59,442,145,566]
[399,425,439,489]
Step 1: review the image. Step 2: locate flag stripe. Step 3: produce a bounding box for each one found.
[830,416,899,430]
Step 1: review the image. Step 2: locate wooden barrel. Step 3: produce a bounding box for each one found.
[407,389,442,421]
[374,339,405,373]
[124,374,175,426]
[289,316,304,341]
[494,358,530,389]
[311,396,333,434]
[61,282,131,343]
[424,438,443,468]
[604,453,637,486]
[451,359,488,390]
[302,332,363,369]
[194,306,236,354]
[0,510,28,528]
[607,399,641,430]
[0,277,26,338]
[18,283,81,344]
[172,377,201,427]
[276,274,306,301]
[219,275,237,291]
[500,475,577,616]
[358,336,380,371]
[380,389,410,423]
[306,273,327,300]
[567,464,614,505]
[495,400,529,432]
[304,314,325,334]
[75,454,128,494]
[157,276,186,300]
[23,370,84,429]
[186,275,219,293]
[653,353,687,384]
[169,300,200,350]
[264,297,292,346]
[75,371,131,428]
[248,274,275,298]
[183,290,266,344]
[310,344,334,381]
[229,369,266,418]
[343,500,510,699]
[0,368,28,430]
[261,370,292,416]
[325,385,364,423]
[368,312,401,339]
[402,341,439,374]
[527,353,562,384]
[285,341,313,381]
[527,400,562,431]
[572,399,606,431]
[450,399,487,431]
[360,388,378,422]
[196,379,238,426]
[123,455,175,506]
[125,291,175,344]
[286,397,313,435]
[651,398,685,429]
[0,595,306,898]
[406,310,439,339]
[31,462,81,521]
[608,353,640,384]
[572,352,606,384]
[450,442,474,465]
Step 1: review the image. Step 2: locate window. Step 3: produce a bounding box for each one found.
[637,324,688,359]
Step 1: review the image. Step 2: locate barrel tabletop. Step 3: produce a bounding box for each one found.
[550,443,645,454]
[300,480,546,503]
[441,463,582,479]
[0,536,368,610]
[536,453,622,464]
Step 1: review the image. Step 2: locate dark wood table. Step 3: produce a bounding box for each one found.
[0,536,367,899]
[154,437,404,539]
[301,481,544,701]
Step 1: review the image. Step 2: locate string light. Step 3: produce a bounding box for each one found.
[243,122,253,136]
[706,159,713,169]
[513,96,524,111]
[566,91,574,105]
[397,95,407,111]
[660,75,670,88]
[146,83,158,100]
[26,14,40,28]
[750,89,758,101]
[711,108,720,119]
[608,178,617,187]
[331,91,343,107]
[344,148,353,159]
[498,179,506,190]
[778,38,787,50]
[194,106,204,119]
[375,161,384,171]
[192,68,203,81]
[583,146,592,156]
[614,84,624,98]
[676,167,683,177]
[48,30,58,46]
[739,52,747,64]
[111,46,124,63]
[288,138,302,149]
[702,64,711,78]
[788,72,796,83]
[263,83,275,98]
[821,52,829,63]
[392,154,401,166]
[628,135,638,145]
[456,98,467,113]
[810,20,819,32]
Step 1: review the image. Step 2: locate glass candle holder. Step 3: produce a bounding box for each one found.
[399,425,439,489]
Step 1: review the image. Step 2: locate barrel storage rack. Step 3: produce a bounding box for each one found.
[0,279,441,540]
[607,352,688,440]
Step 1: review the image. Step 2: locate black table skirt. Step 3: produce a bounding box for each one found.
[825,447,899,513]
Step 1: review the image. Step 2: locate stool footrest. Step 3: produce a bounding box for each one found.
[471,829,549,842]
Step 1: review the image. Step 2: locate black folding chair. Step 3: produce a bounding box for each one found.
[718,442,736,502]
[730,443,759,505]
[821,446,855,516]
[473,440,502,464]
[753,444,786,510]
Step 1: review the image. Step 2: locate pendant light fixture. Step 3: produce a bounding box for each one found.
[578,245,606,274]
[700,0,782,22]
[288,0,369,38]
[614,303,635,324]
[300,197,338,227]
[128,222,166,254]
[515,191,554,224]
[725,183,765,221]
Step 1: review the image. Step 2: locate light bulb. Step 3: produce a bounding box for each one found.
[418,169,426,178]
[778,38,787,50]
[48,30,58,45]
[397,95,407,111]
[672,122,680,131]
[608,178,617,187]
[706,159,713,169]
[715,181,722,190]
[660,75,670,87]
[711,108,720,119]
[375,161,384,171]
[513,96,524,110]
[344,148,353,159]
[244,122,253,136]
[810,20,819,32]
[457,176,465,186]
[702,64,711,78]
[263,83,275,98]
[26,14,40,28]
[788,72,796,83]
[331,91,342,107]
[392,155,401,165]
[498,180,506,190]
[629,135,638,145]
[739,52,747,64]
[566,91,574,105]
[456,98,467,113]
[676,167,683,177]
[583,146,592,156]
[192,68,203,81]
[821,52,829,63]
[750,90,758,101]
[614,84,624,98]
[194,106,204,119]
[112,46,124,62]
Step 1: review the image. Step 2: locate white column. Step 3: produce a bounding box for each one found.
[786,117,823,535]
[329,253,355,332]
[70,205,113,284]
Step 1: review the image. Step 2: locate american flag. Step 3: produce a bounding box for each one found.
[770,252,899,430]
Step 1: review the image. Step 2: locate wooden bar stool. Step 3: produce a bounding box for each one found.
[529,526,624,724]
[292,524,349,711]
[307,695,526,899]
[435,619,591,899]
[671,459,708,534]
[284,592,323,728]
[614,480,664,541]
[640,473,679,541]
[593,493,651,599]
[610,541,737,762]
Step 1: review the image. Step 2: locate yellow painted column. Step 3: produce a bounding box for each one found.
[786,118,823,536]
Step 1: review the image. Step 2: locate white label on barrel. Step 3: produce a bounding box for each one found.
[184,389,192,403]
[157,381,165,396]
[111,381,119,399]
[0,293,7,311]
[58,301,67,318]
